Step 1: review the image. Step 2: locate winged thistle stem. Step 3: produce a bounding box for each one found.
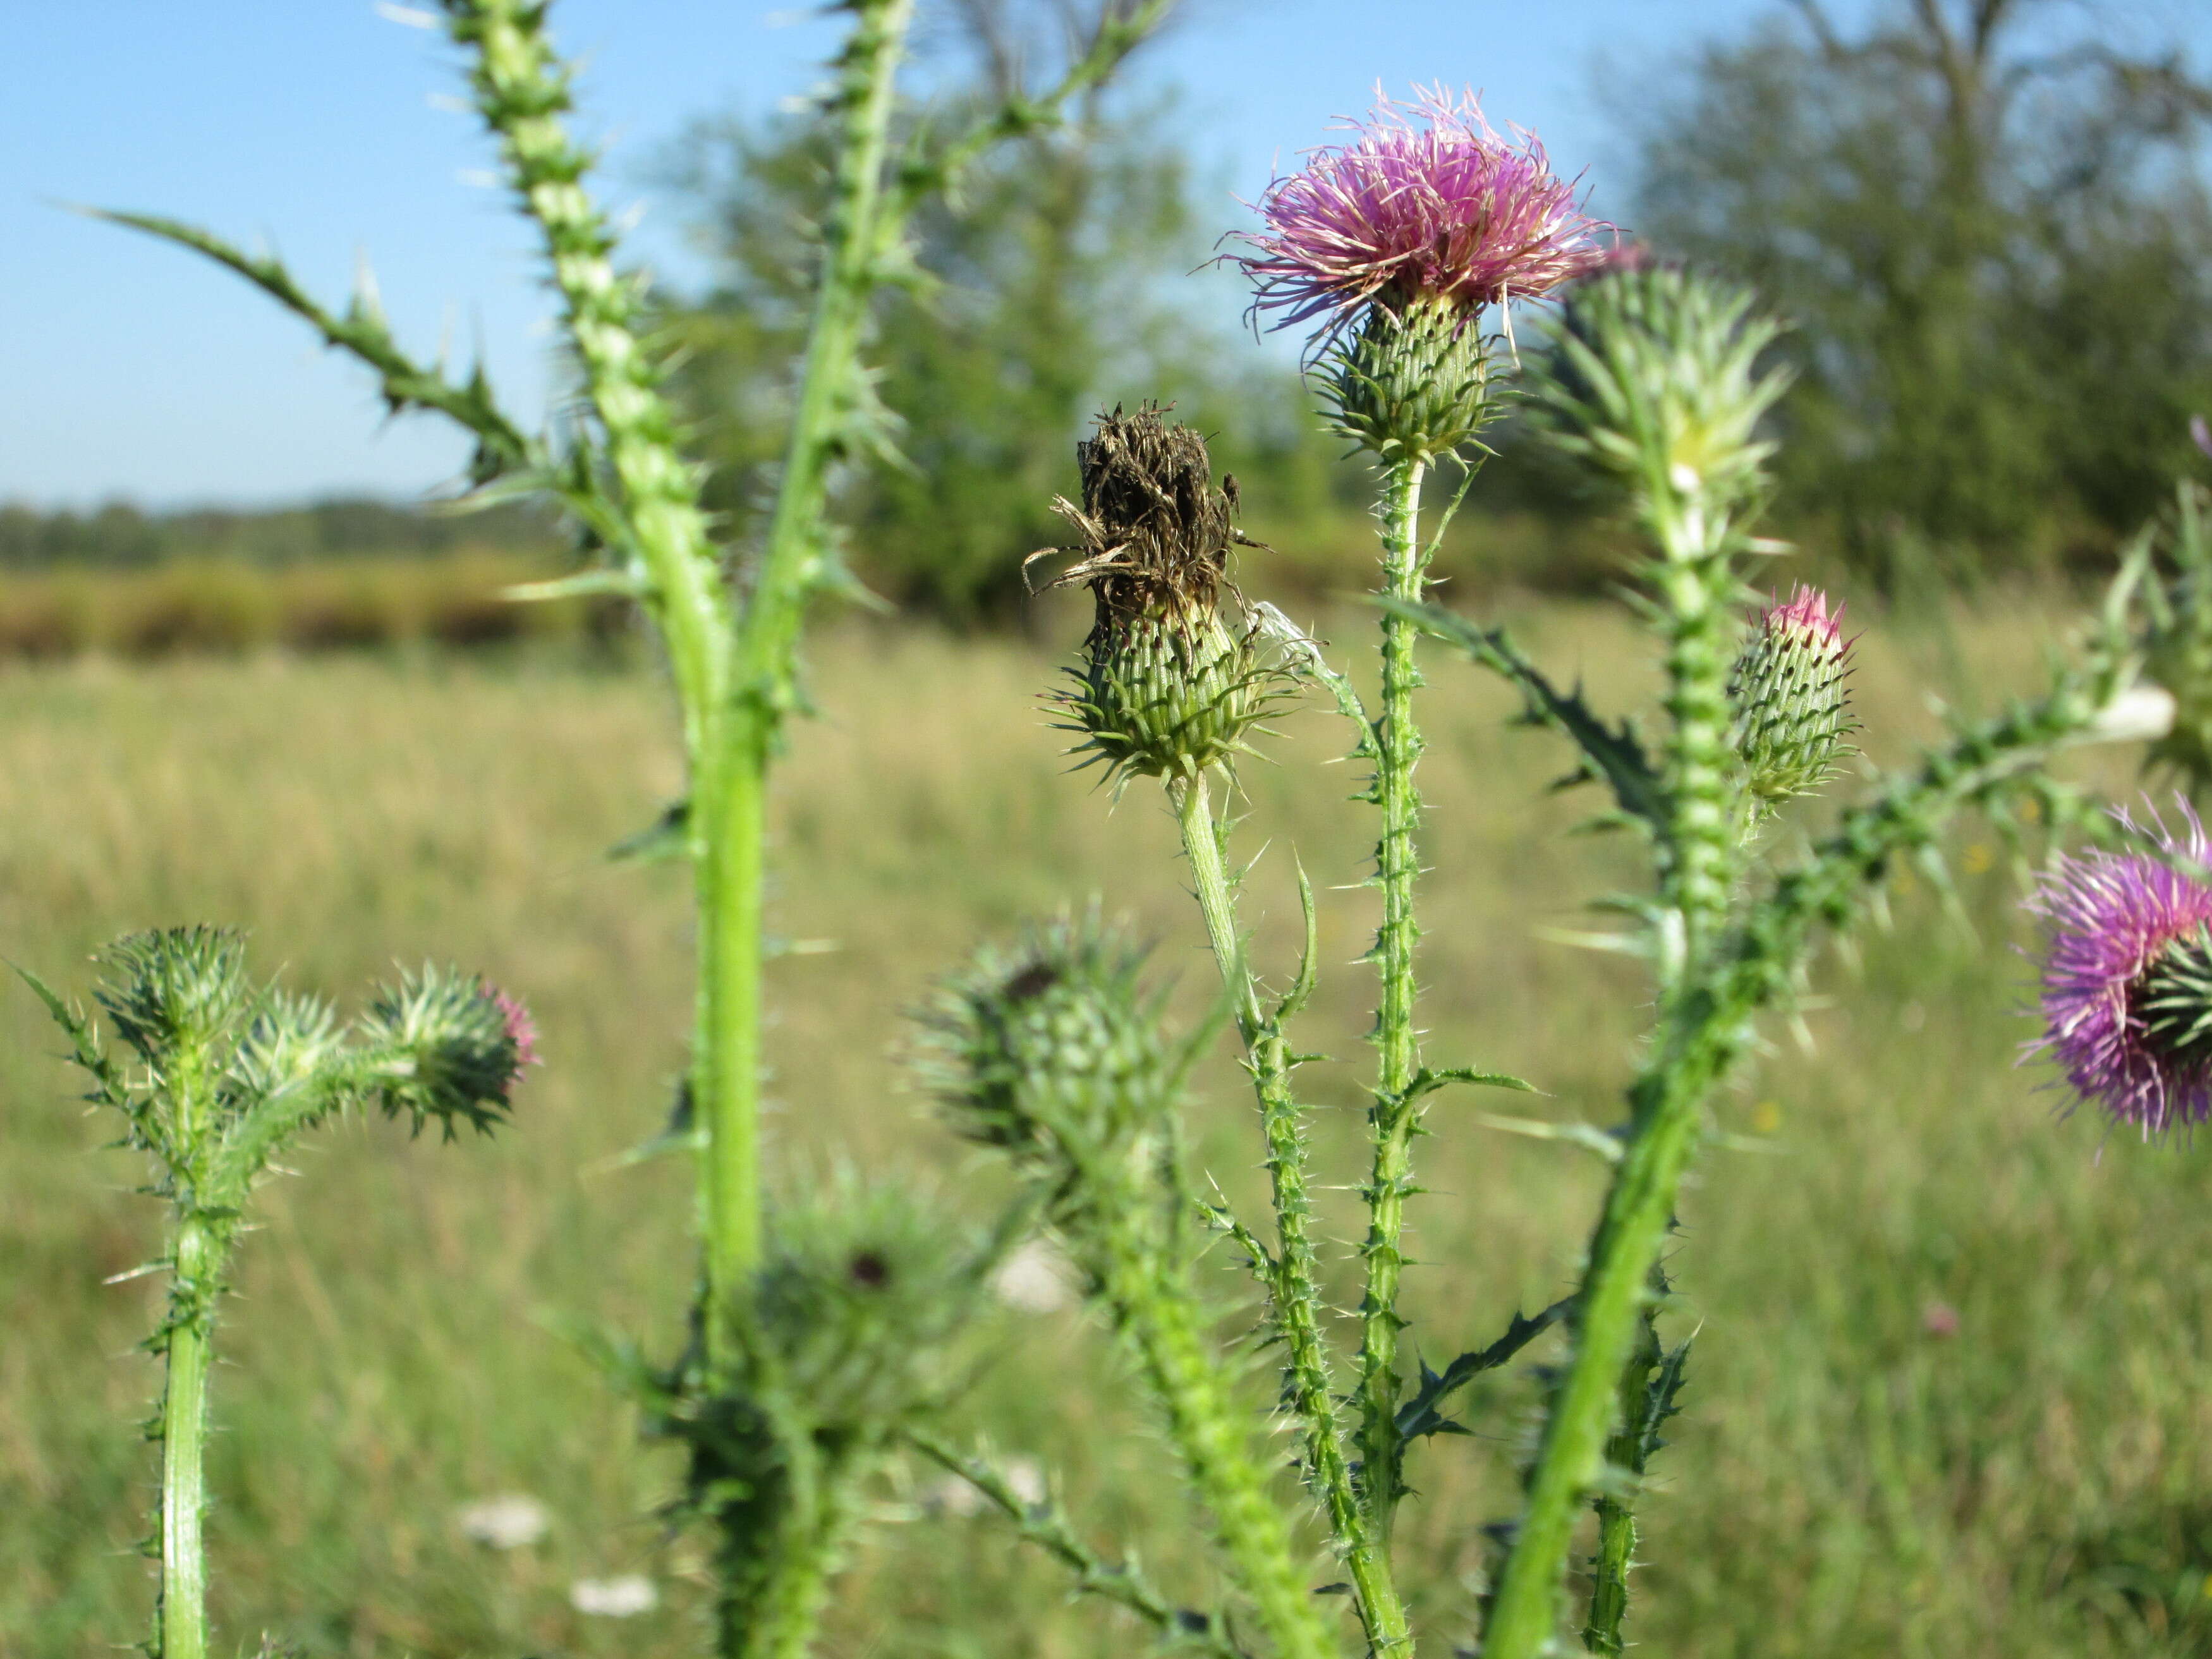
[1172,772,1409,1655]
[916,919,1336,1659]
[1354,456,1432,1547]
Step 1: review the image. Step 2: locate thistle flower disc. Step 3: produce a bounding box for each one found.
[1234,86,1612,339]
[2026,798,2212,1133]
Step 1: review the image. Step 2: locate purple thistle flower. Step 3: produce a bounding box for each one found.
[1234,85,1614,341]
[2025,797,2212,1133]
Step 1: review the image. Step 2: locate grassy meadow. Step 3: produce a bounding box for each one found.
[5,592,2212,1658]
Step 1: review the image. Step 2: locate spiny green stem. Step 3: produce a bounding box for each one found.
[908,1430,1246,1659]
[1481,1041,1717,1657]
[726,1469,859,1659]
[1356,456,1428,1541]
[443,0,762,1358]
[734,0,915,710]
[1172,774,1409,1656]
[155,1220,215,1659]
[1581,1272,1667,1655]
[1097,1203,1337,1659]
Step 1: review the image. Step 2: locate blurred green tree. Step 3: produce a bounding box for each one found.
[657,0,1347,623]
[1623,0,2212,582]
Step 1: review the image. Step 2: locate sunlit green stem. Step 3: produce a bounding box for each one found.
[1482,1038,1715,1656]
[155,1218,216,1659]
[1486,483,1746,1653]
[1356,455,1428,1540]
[1172,772,1409,1656]
[1095,1198,1337,1659]
[1581,1273,1666,1655]
[444,0,757,1358]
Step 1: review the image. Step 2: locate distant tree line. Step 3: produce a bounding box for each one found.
[0,497,560,572]
[1626,0,2212,583]
[20,3,2205,611]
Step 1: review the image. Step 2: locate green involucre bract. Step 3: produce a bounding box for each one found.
[1728,586,1859,813]
[1320,291,1500,464]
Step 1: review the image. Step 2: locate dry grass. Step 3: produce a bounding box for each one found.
[3,593,2208,1658]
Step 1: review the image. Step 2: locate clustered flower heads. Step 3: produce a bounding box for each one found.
[1729,585,1859,813]
[1031,405,1297,786]
[1234,87,1612,462]
[2026,798,2212,1133]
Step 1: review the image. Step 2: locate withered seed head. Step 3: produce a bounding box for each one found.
[1026,404,1303,787]
[1026,402,1240,629]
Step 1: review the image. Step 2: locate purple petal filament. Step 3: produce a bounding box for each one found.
[1235,86,1614,339]
[2026,797,2212,1133]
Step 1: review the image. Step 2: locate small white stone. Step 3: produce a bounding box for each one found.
[456,1495,550,1550]
[990,1239,1076,1314]
[571,1575,658,1617]
[1002,1457,1048,1507]
[2084,683,2177,745]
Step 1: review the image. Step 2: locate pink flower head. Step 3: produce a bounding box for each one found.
[490,987,540,1083]
[1234,86,1615,340]
[2024,797,2212,1133]
[1758,585,1849,653]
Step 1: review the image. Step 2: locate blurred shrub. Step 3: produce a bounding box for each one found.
[0,554,623,661]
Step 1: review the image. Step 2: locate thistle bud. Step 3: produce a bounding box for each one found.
[741,1175,992,1431]
[1031,405,1296,786]
[360,967,535,1138]
[1537,264,1790,513]
[913,912,1179,1218]
[1320,292,1497,463]
[653,1175,994,1646]
[1727,585,1857,811]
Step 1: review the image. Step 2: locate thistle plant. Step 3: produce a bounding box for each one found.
[94,0,1177,1646]
[20,929,528,1659]
[1233,98,1610,1633]
[915,915,1335,1659]
[957,112,2178,1656]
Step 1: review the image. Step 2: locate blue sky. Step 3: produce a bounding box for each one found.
[5,0,2199,508]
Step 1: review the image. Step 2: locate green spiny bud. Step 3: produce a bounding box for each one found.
[741,1173,993,1433]
[1536,264,1790,510]
[1727,585,1858,812]
[1319,291,1498,464]
[2139,481,2212,794]
[92,926,253,1073]
[1030,404,1300,786]
[358,966,535,1139]
[650,1174,995,1649]
[914,911,1179,1218]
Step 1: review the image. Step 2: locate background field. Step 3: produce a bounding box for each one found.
[6,594,2212,1659]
